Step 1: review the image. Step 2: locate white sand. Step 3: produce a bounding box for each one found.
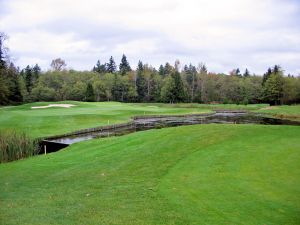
[31,104,75,109]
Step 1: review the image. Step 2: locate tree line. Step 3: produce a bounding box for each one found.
[1,33,300,106]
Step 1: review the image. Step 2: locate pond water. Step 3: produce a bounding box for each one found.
[40,112,300,153]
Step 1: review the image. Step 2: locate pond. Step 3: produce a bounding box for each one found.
[40,112,300,153]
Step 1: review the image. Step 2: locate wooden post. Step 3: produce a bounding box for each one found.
[44,145,47,155]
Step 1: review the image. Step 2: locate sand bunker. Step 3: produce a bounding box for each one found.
[31,104,75,109]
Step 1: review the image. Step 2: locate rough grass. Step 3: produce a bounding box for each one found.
[1,125,299,225]
[255,105,300,121]
[0,130,40,163]
[0,101,271,138]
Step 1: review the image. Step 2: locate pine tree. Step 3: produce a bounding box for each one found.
[164,63,173,75]
[186,64,197,102]
[171,71,185,103]
[0,75,9,104]
[273,65,280,74]
[24,65,33,93]
[199,63,207,74]
[262,68,272,85]
[158,65,164,76]
[10,63,22,102]
[32,64,41,82]
[235,68,241,77]
[0,33,11,105]
[243,68,250,77]
[85,83,95,102]
[0,32,8,70]
[93,60,106,74]
[136,60,146,101]
[107,56,116,73]
[119,54,131,75]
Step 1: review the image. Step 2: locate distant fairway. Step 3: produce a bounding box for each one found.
[0,101,270,138]
[1,125,300,225]
[0,101,212,138]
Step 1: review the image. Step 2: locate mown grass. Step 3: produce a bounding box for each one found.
[1,124,299,225]
[0,130,40,163]
[0,101,271,138]
[138,103,268,110]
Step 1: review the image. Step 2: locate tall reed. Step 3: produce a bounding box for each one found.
[0,130,40,163]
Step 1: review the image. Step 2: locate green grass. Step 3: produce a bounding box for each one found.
[138,103,268,110]
[0,101,213,138]
[255,105,300,121]
[0,130,40,163]
[1,124,299,224]
[0,101,270,138]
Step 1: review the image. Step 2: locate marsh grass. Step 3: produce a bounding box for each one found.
[0,130,40,163]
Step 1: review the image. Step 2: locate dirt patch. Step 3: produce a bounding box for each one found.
[31,104,75,109]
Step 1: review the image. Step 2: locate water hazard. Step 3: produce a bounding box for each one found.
[40,112,300,153]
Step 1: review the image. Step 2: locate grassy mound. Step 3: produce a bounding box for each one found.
[1,124,299,224]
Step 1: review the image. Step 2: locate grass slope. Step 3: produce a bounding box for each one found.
[1,124,299,225]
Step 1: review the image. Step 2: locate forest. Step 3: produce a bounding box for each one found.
[1,33,300,106]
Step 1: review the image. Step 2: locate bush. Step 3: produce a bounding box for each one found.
[0,130,40,163]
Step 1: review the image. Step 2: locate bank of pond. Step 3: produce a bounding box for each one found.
[1,111,300,163]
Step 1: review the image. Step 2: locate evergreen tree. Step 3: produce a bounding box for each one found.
[158,65,164,76]
[273,65,280,74]
[106,56,116,73]
[187,64,197,102]
[85,83,95,102]
[137,60,144,71]
[0,75,9,104]
[93,60,106,74]
[172,71,185,102]
[0,33,8,104]
[119,54,131,75]
[262,67,272,85]
[199,64,207,74]
[24,65,33,93]
[8,63,22,102]
[243,68,250,77]
[136,60,146,101]
[32,64,41,82]
[164,63,173,75]
[0,32,8,70]
[235,68,241,77]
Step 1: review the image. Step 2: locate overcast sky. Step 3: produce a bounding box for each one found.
[0,0,300,75]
